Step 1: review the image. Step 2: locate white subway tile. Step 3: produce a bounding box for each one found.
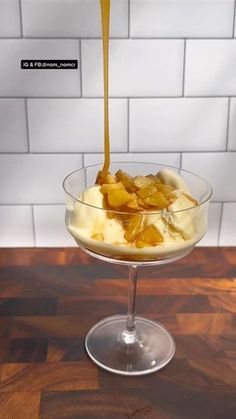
[28,99,127,152]
[198,203,221,247]
[228,99,236,150]
[0,0,21,37]
[219,203,236,246]
[84,153,180,167]
[0,99,28,152]
[185,40,236,96]
[34,205,76,247]
[0,206,34,247]
[0,154,82,204]
[131,0,234,38]
[82,40,184,97]
[22,0,128,38]
[0,40,80,97]
[182,152,236,202]
[130,99,227,152]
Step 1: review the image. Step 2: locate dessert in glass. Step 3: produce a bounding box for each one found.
[63,162,212,376]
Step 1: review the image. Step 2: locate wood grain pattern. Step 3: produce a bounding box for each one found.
[0,392,40,419]
[0,247,235,418]
[0,362,98,392]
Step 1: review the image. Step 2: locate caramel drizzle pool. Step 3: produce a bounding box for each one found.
[100,0,110,175]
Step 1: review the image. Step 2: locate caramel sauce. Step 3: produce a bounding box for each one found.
[100,0,110,175]
[96,2,196,259]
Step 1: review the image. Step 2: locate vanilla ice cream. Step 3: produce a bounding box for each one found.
[67,169,207,261]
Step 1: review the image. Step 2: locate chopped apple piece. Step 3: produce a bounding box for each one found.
[157,184,175,195]
[96,171,117,185]
[136,197,150,210]
[136,240,152,248]
[91,233,104,241]
[125,194,143,211]
[134,176,155,189]
[135,225,163,246]
[115,169,137,192]
[144,192,169,209]
[147,174,162,184]
[107,173,117,184]
[101,182,124,194]
[107,189,134,208]
[137,185,157,199]
[124,214,142,242]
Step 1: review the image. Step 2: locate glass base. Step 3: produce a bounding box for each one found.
[85,315,175,376]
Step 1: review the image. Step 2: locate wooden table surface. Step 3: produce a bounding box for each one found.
[0,247,235,419]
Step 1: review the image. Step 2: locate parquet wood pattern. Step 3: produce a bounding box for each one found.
[0,247,235,418]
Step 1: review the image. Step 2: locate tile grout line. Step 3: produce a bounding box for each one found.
[81,153,85,167]
[0,150,235,155]
[128,0,131,38]
[0,201,235,207]
[179,153,183,169]
[0,96,235,99]
[24,98,30,153]
[0,202,65,207]
[18,0,23,37]
[217,202,224,246]
[233,0,236,37]
[182,40,186,97]
[79,39,83,97]
[127,98,130,152]
[225,98,231,151]
[2,36,236,40]
[31,205,36,247]
[127,37,236,41]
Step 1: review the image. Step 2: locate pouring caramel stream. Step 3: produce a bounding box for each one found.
[100,0,110,175]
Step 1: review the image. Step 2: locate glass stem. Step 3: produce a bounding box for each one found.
[126,265,138,333]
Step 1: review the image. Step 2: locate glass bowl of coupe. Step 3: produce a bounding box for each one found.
[63,162,212,376]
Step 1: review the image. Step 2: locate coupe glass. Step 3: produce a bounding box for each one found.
[63,162,212,376]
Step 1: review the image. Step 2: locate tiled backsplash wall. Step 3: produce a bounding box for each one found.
[0,0,236,247]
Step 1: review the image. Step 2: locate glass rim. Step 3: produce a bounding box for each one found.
[62,162,213,216]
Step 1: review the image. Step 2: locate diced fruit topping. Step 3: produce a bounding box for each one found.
[137,185,157,199]
[147,174,162,184]
[101,182,124,194]
[133,175,155,189]
[93,167,198,248]
[115,169,137,192]
[157,184,175,195]
[96,171,116,185]
[144,192,169,209]
[125,196,143,211]
[136,240,152,248]
[135,225,163,246]
[124,214,142,242]
[107,189,134,208]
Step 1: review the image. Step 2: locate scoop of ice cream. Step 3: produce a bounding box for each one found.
[73,174,195,244]
[73,186,106,232]
[142,212,185,243]
[73,185,126,244]
[168,191,196,239]
[70,169,199,248]
[66,168,208,261]
[158,169,190,193]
